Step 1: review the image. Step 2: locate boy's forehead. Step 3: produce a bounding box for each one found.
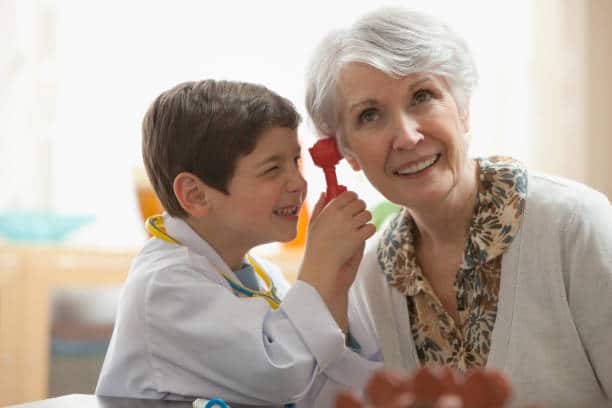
[242,127,301,163]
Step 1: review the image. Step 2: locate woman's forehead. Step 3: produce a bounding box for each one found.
[337,65,442,104]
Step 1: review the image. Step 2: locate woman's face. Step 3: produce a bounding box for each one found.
[337,63,471,209]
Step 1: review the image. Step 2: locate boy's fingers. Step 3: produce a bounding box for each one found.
[310,192,327,220]
[358,223,376,240]
[351,210,372,229]
[347,198,367,216]
[327,190,359,209]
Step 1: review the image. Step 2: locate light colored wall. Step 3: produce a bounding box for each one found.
[532,0,611,200]
[531,0,588,182]
[586,0,612,199]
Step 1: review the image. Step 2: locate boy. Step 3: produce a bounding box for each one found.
[95,80,377,406]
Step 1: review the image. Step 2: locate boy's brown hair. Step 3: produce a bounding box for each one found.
[142,80,301,217]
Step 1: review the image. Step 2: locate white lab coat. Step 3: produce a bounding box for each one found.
[95,214,381,407]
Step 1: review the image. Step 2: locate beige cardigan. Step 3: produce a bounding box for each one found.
[348,173,612,408]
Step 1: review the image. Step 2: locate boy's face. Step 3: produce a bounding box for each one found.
[208,127,307,247]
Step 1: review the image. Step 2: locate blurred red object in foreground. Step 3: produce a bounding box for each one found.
[335,367,513,408]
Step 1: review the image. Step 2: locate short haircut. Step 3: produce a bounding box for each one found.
[305,6,478,147]
[142,80,301,217]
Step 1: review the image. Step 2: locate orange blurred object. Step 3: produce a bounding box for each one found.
[283,201,309,248]
[134,168,164,230]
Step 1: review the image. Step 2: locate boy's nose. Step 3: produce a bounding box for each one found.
[287,169,307,195]
[392,114,424,150]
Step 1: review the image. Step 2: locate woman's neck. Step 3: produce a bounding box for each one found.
[410,159,480,251]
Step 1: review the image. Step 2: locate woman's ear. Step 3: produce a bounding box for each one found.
[173,172,210,217]
[336,135,362,171]
[345,155,362,171]
[459,108,471,135]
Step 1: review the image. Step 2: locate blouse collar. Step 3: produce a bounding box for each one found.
[377,156,528,295]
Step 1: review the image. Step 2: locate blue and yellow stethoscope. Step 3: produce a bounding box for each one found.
[145,215,281,310]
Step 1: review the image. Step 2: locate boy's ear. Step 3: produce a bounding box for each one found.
[173,172,210,217]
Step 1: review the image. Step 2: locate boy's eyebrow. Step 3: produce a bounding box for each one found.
[257,155,282,167]
[256,147,302,167]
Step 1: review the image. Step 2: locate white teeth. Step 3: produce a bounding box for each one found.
[397,155,438,175]
[274,206,297,216]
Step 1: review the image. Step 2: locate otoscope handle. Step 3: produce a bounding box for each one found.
[308,138,347,204]
[323,167,347,202]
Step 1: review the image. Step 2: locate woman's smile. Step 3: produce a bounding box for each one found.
[393,153,441,177]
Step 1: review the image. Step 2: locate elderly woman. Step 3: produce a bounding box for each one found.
[304,7,611,408]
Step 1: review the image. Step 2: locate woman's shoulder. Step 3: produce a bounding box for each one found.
[522,172,611,240]
[526,171,610,215]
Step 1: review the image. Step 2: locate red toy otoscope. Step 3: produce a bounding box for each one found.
[308,138,347,203]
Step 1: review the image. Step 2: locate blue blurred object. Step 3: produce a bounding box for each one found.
[0,211,94,243]
[51,338,110,356]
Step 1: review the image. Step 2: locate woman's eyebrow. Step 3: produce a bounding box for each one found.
[347,77,435,113]
[408,76,434,91]
[348,98,379,113]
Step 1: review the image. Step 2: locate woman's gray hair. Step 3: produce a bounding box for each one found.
[305,6,478,144]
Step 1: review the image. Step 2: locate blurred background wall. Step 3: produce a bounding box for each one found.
[531,0,612,197]
[1,0,610,249]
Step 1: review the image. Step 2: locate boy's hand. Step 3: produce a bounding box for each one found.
[298,191,376,331]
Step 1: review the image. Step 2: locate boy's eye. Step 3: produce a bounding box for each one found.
[264,166,279,174]
[412,89,433,105]
[294,156,301,166]
[358,108,379,124]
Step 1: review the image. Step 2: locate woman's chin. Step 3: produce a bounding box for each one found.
[392,183,453,210]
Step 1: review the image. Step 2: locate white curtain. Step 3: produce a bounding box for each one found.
[0,0,57,210]
[1,0,609,250]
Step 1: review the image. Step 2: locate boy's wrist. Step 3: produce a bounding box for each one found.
[322,294,349,334]
[296,276,349,333]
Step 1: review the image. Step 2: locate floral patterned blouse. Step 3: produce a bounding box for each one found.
[377,156,527,371]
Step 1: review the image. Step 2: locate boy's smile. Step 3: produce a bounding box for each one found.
[273,204,300,217]
[202,126,306,262]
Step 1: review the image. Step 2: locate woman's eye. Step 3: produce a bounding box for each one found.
[413,89,433,105]
[358,108,379,124]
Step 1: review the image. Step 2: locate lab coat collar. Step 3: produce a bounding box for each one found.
[162,213,235,276]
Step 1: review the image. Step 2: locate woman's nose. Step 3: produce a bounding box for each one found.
[392,114,424,150]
